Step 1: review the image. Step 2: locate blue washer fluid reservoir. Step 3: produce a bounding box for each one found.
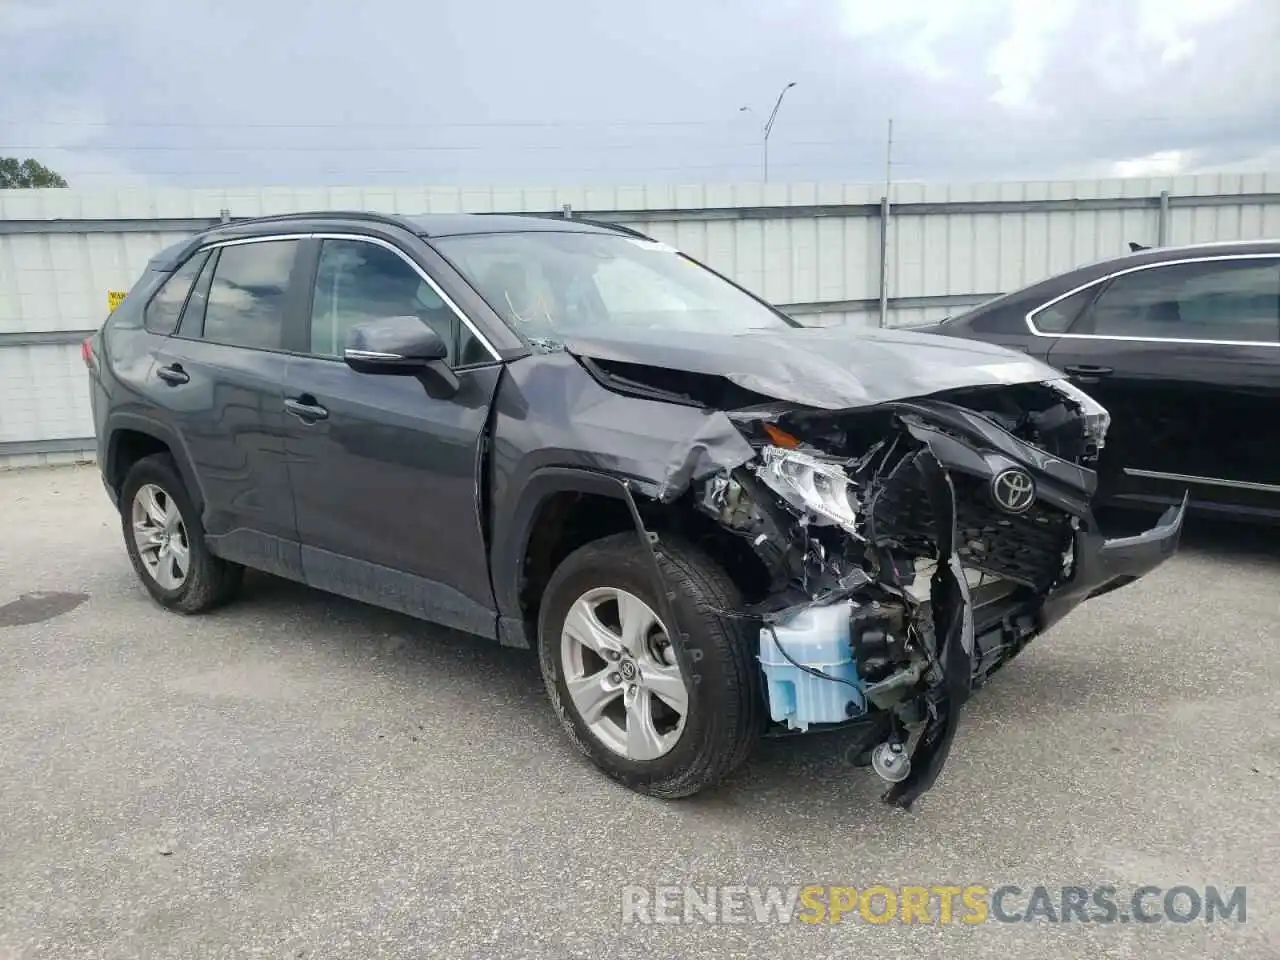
[759,600,865,731]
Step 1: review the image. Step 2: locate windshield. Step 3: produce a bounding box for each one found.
[433,230,795,341]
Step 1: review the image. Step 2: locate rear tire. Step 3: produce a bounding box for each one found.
[537,532,763,798]
[120,454,243,613]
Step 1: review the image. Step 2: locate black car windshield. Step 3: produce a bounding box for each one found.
[433,230,796,342]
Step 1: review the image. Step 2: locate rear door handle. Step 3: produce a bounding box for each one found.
[284,396,329,422]
[156,363,189,385]
[1063,364,1114,378]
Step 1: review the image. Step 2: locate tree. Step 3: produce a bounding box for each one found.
[0,157,69,188]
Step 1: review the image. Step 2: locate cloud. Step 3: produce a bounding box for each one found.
[0,0,143,186]
[1,0,1276,188]
[1136,0,1244,65]
[4,100,145,188]
[0,0,74,35]
[1110,150,1187,178]
[986,1,1077,111]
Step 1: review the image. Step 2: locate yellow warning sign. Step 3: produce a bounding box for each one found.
[107,290,126,312]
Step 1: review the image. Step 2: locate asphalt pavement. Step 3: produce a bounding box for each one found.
[1,465,1277,959]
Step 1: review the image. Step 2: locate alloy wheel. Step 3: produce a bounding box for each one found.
[131,483,190,590]
[560,586,690,761]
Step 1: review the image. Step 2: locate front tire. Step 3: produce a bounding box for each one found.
[537,532,763,798]
[120,454,243,613]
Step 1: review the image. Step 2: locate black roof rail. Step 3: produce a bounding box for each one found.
[570,217,656,241]
[208,209,420,232]
[470,210,656,242]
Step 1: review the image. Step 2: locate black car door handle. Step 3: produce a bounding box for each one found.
[156,363,189,385]
[284,397,329,422]
[1063,364,1114,378]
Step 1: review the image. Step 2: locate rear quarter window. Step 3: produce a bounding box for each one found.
[964,299,1031,334]
[103,269,166,331]
[143,252,210,335]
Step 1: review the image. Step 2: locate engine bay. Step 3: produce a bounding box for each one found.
[684,378,1109,806]
[565,340,1175,809]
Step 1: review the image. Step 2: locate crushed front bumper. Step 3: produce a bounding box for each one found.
[883,494,1187,810]
[968,494,1187,688]
[1041,493,1188,631]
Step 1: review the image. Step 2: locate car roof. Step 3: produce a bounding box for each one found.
[1056,238,1280,282]
[940,236,1280,330]
[145,211,636,271]
[968,238,1280,309]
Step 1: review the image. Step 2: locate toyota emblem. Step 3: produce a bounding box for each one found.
[991,467,1036,514]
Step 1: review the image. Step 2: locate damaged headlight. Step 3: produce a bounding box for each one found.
[1046,378,1111,450]
[756,446,860,534]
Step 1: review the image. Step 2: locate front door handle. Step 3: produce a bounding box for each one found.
[1063,364,1114,379]
[156,363,189,385]
[284,397,329,422]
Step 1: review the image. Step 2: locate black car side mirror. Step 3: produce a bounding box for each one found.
[344,315,459,396]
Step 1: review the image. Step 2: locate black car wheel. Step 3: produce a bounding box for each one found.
[120,454,243,613]
[537,532,763,798]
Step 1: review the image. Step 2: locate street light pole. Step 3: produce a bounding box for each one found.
[740,81,796,183]
[762,81,796,183]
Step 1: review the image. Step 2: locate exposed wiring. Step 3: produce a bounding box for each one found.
[701,598,865,694]
[763,622,865,694]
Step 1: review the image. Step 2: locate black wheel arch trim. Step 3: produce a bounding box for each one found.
[104,412,207,518]
[490,465,648,629]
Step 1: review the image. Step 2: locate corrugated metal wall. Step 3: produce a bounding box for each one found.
[2,172,1279,464]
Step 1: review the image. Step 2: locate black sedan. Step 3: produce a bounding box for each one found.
[919,240,1280,522]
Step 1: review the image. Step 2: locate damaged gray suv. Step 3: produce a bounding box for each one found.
[85,211,1186,807]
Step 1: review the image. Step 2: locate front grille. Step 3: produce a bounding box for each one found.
[868,463,1071,591]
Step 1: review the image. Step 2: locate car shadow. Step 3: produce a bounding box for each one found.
[1177,517,1280,565]
[224,507,1275,826]
[236,570,552,715]
[232,572,896,813]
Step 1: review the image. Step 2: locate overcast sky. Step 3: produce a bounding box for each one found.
[2,0,1277,189]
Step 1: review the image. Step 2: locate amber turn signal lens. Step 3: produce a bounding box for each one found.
[763,422,800,448]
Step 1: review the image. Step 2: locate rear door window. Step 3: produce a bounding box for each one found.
[144,252,209,335]
[1029,286,1097,334]
[1075,259,1280,341]
[201,240,300,350]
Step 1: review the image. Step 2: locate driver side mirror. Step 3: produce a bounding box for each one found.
[343,315,459,396]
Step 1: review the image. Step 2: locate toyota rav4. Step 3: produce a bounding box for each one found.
[84,211,1185,807]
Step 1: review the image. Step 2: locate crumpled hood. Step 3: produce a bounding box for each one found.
[562,325,1062,410]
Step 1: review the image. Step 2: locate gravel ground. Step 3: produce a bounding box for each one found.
[1,464,1277,960]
